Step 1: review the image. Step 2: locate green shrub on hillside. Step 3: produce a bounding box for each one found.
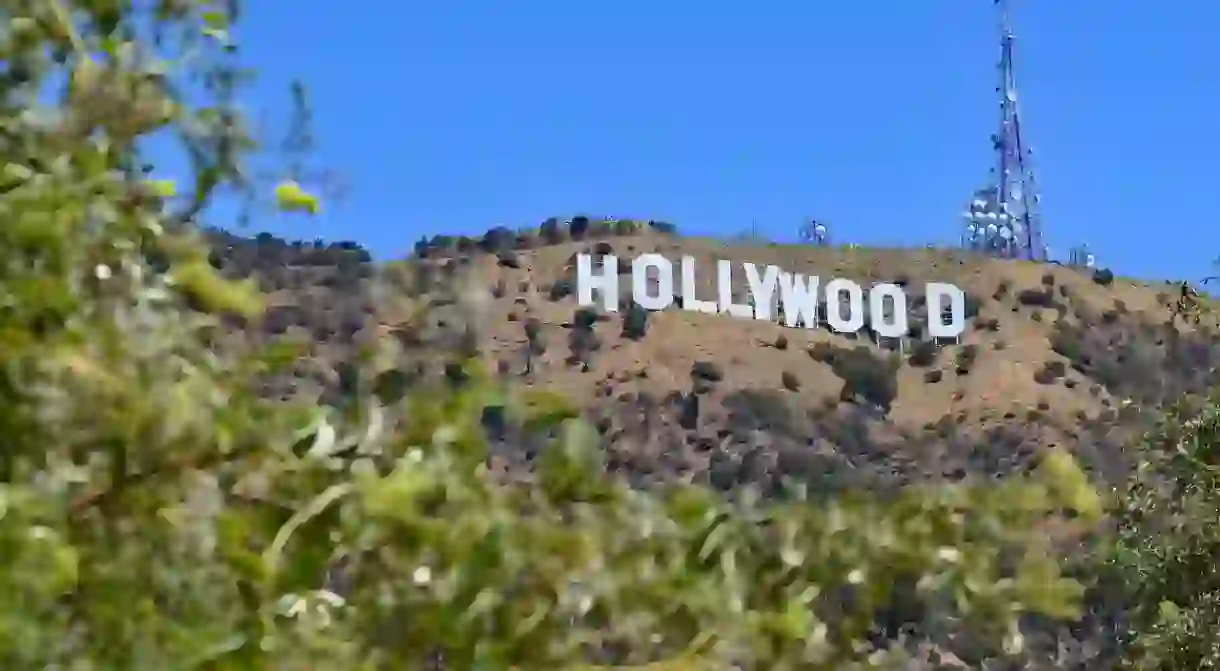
[1106,399,1220,669]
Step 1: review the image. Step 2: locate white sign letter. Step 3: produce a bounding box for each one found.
[825,278,865,333]
[680,256,717,314]
[869,283,908,338]
[778,272,820,328]
[926,282,966,338]
[744,263,781,321]
[717,260,753,319]
[632,253,673,311]
[577,253,619,312]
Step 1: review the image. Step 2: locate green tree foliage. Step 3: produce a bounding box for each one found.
[1107,398,1220,669]
[0,1,1143,668]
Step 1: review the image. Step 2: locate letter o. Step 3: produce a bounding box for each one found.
[825,278,865,333]
[869,283,909,338]
[632,253,674,311]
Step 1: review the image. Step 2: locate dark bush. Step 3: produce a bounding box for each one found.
[540,217,565,244]
[907,339,939,367]
[1092,268,1115,286]
[549,278,575,301]
[613,219,639,236]
[723,389,799,436]
[444,360,470,385]
[955,344,979,376]
[964,292,983,319]
[573,307,599,329]
[781,370,800,391]
[622,302,650,340]
[566,327,600,368]
[570,215,591,240]
[808,341,836,364]
[691,360,724,383]
[480,226,514,254]
[430,234,457,253]
[1050,322,1085,361]
[496,250,520,268]
[678,392,700,429]
[649,219,678,234]
[528,332,548,355]
[589,219,614,237]
[1017,287,1055,307]
[826,345,899,412]
[524,317,542,340]
[264,305,305,334]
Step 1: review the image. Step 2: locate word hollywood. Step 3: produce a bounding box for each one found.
[576,253,966,339]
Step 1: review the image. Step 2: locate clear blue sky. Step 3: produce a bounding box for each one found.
[224,1,1217,282]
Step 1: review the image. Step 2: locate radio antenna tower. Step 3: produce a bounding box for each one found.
[961,0,1046,261]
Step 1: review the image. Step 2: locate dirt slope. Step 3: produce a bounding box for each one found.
[212,226,1220,494]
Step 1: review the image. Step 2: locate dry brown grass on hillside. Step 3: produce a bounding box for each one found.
[455,233,1194,426]
[226,226,1220,492]
[366,230,1218,491]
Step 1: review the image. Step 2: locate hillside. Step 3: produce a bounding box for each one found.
[207,222,1220,497]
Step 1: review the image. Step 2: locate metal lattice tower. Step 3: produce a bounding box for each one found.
[962,0,1046,261]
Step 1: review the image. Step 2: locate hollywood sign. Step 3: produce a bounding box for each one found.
[576,253,966,339]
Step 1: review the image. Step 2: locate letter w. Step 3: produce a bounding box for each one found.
[778,273,820,328]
